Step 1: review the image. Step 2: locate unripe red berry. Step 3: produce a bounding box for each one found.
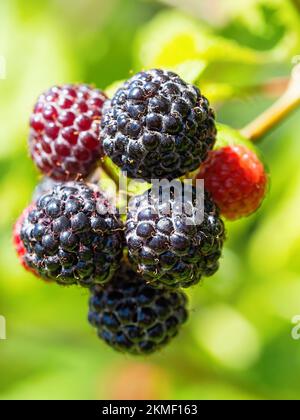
[198,144,268,220]
[29,84,107,181]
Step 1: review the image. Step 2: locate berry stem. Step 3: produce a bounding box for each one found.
[253,77,289,98]
[240,64,300,142]
[100,158,120,186]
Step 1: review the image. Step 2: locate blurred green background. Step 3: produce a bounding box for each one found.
[1,0,300,400]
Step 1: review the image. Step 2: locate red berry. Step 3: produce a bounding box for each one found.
[29,84,107,181]
[198,145,268,220]
[13,206,39,277]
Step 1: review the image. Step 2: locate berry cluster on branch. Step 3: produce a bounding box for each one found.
[13,68,274,355]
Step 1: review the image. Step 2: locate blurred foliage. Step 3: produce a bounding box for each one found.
[0,0,300,400]
[135,2,299,101]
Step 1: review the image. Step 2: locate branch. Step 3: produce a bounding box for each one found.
[240,65,300,142]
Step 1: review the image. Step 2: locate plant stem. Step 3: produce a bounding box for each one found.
[240,64,300,142]
[253,77,289,98]
[100,158,120,186]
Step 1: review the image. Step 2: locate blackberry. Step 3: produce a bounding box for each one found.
[88,265,188,355]
[13,205,40,277]
[32,177,60,201]
[20,182,124,286]
[29,84,107,181]
[126,182,225,288]
[101,69,216,182]
[32,175,101,202]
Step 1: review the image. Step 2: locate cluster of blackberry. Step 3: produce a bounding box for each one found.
[14,69,267,355]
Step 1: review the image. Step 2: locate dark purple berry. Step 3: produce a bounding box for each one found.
[88,265,188,355]
[101,69,216,181]
[19,182,124,287]
[126,183,225,288]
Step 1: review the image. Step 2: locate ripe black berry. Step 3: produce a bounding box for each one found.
[20,182,124,286]
[101,69,216,181]
[13,205,40,277]
[32,177,60,202]
[126,182,225,288]
[88,265,188,355]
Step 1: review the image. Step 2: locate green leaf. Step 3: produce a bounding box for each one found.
[135,10,266,70]
[134,10,281,102]
[216,0,300,57]
[216,123,257,152]
[105,79,126,98]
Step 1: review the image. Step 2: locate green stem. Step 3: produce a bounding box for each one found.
[240,64,300,142]
[100,158,120,186]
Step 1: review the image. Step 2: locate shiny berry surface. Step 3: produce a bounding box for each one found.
[29,84,107,181]
[126,183,225,288]
[19,182,124,287]
[198,145,268,220]
[101,69,216,182]
[89,265,188,355]
[13,205,39,277]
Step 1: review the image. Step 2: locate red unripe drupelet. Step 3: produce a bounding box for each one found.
[29,84,107,181]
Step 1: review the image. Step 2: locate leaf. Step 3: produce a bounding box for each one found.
[217,0,300,56]
[105,79,126,98]
[172,60,207,84]
[216,123,258,153]
[134,10,280,102]
[135,10,266,70]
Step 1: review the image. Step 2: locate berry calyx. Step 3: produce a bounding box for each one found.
[29,84,107,181]
[101,69,216,182]
[198,144,268,220]
[88,265,188,355]
[19,182,124,287]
